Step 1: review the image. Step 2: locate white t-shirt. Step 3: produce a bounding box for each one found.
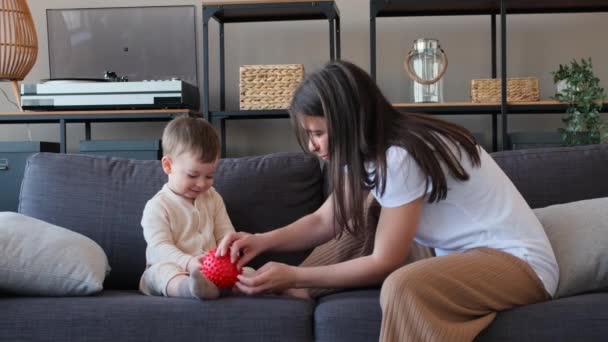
[368,145,559,296]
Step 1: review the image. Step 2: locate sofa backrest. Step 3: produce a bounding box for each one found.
[19,152,323,290]
[491,144,608,208]
[18,144,607,289]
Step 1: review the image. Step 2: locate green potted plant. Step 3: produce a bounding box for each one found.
[552,57,607,146]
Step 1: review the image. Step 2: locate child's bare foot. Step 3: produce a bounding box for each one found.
[190,270,220,300]
[283,288,311,300]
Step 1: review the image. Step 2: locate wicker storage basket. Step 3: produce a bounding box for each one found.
[240,64,305,110]
[471,77,540,103]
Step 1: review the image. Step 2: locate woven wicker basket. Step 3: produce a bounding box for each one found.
[240,64,305,110]
[471,77,540,103]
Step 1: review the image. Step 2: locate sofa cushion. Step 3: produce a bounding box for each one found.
[491,144,608,208]
[476,292,608,341]
[18,152,323,289]
[533,197,608,298]
[212,153,324,268]
[0,212,109,296]
[18,154,164,290]
[0,290,314,342]
[314,289,382,342]
[313,289,608,342]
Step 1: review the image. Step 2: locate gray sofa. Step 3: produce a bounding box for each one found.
[2,144,608,341]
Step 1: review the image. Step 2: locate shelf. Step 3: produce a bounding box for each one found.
[370,1,608,151]
[203,0,339,23]
[202,1,341,157]
[393,101,608,114]
[507,0,608,14]
[372,0,608,17]
[0,109,201,153]
[209,109,289,120]
[208,101,608,119]
[0,109,200,123]
[373,0,499,17]
[394,102,502,114]
[506,101,608,114]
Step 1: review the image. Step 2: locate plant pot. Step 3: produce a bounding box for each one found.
[555,80,580,96]
[555,80,567,96]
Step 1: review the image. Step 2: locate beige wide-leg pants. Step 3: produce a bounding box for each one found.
[379,247,549,342]
[298,199,550,342]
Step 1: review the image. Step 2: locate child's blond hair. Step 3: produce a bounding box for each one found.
[162,116,219,162]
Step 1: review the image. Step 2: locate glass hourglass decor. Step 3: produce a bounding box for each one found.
[404,38,448,103]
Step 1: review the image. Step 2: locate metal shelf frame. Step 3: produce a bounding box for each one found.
[202,1,341,156]
[370,0,608,151]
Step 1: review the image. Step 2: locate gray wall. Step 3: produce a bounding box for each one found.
[1,0,607,156]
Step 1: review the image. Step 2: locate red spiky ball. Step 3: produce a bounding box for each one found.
[200,248,241,289]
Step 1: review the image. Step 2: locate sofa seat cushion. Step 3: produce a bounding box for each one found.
[314,289,608,342]
[314,289,382,342]
[477,292,608,341]
[0,290,314,342]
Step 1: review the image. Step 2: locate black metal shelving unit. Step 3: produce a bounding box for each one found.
[0,109,201,153]
[202,0,340,156]
[370,0,608,151]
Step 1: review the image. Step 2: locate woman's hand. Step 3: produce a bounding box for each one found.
[216,231,267,268]
[235,262,298,295]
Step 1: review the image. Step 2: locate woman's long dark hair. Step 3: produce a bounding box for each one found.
[289,60,480,238]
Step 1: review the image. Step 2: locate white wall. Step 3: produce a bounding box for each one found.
[1,0,607,156]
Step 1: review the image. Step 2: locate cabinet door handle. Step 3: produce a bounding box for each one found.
[0,159,8,171]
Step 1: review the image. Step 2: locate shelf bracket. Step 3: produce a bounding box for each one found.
[202,5,221,25]
[369,0,382,18]
[319,6,337,21]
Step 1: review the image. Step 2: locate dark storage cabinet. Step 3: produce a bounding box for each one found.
[0,141,60,212]
[79,140,162,160]
[508,132,562,150]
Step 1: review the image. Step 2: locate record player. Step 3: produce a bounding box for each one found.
[20,73,199,111]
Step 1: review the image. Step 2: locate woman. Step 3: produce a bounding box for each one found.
[217,60,557,342]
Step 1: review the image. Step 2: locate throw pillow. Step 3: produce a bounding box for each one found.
[534,197,608,298]
[0,212,110,296]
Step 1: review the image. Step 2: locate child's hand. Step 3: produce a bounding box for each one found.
[186,253,205,274]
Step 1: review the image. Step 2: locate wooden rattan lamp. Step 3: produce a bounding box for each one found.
[0,0,38,111]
